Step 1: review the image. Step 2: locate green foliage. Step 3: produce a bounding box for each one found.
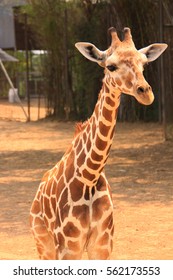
[21,0,166,121]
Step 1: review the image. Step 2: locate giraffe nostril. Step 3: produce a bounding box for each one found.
[137,86,151,94]
[137,86,145,94]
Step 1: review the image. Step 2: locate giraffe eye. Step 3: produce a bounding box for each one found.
[106,65,118,72]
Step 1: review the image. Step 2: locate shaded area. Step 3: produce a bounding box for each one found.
[107,142,173,205]
[0,149,63,173]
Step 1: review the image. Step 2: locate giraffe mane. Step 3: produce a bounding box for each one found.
[74,120,89,137]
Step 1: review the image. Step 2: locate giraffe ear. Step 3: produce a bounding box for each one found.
[75,42,106,66]
[139,43,168,62]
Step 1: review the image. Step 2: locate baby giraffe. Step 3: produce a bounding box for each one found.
[30,27,167,260]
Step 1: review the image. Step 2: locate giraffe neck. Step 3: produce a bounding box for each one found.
[73,77,121,186]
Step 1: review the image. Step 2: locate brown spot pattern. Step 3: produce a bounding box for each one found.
[111,240,113,251]
[91,186,95,196]
[35,225,45,234]
[44,215,49,228]
[74,135,80,148]
[105,96,115,107]
[91,117,96,139]
[102,213,113,231]
[87,158,100,170]
[96,176,107,191]
[92,195,111,221]
[95,135,107,151]
[44,197,52,219]
[57,232,65,250]
[83,169,95,181]
[86,124,90,134]
[34,217,42,225]
[103,82,110,93]
[63,221,80,237]
[72,205,90,228]
[69,178,84,202]
[83,132,87,142]
[76,139,82,155]
[51,197,56,213]
[55,211,61,227]
[127,71,134,81]
[111,81,116,87]
[115,77,122,86]
[99,121,111,137]
[125,80,133,89]
[51,180,57,195]
[102,106,112,122]
[91,149,103,162]
[68,240,80,251]
[61,204,70,222]
[31,200,40,215]
[50,221,55,231]
[77,149,86,166]
[57,161,64,178]
[65,164,75,183]
[59,188,68,210]
[55,176,65,200]
[65,150,75,183]
[86,137,92,152]
[98,232,109,246]
[84,186,90,200]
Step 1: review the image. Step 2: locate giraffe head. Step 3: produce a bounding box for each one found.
[75,27,167,105]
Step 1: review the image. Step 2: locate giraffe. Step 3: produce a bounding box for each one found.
[30,27,167,260]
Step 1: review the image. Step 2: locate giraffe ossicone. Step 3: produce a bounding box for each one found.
[30,27,167,260]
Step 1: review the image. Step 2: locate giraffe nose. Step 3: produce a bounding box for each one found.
[137,85,151,94]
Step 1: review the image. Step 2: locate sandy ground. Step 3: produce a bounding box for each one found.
[0,117,173,260]
[0,98,47,122]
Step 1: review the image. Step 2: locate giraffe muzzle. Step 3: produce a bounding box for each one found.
[136,85,154,105]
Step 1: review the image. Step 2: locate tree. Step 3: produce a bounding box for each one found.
[23,0,171,124]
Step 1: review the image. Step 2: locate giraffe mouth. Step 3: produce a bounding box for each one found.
[135,92,155,105]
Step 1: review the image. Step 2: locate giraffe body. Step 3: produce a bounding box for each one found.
[30,86,120,259]
[30,27,167,259]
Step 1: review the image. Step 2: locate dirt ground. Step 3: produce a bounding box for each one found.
[0,118,173,260]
